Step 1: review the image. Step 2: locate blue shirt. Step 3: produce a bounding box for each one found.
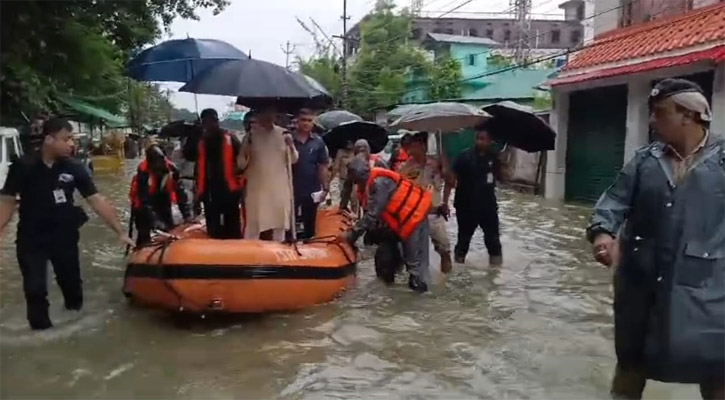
[292,132,329,199]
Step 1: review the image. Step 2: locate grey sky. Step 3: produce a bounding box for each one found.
[164,0,563,114]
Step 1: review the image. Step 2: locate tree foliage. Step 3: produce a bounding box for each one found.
[346,0,431,115]
[427,58,463,101]
[0,0,229,124]
[297,52,343,105]
[127,83,176,132]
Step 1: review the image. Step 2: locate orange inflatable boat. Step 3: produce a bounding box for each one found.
[123,209,357,313]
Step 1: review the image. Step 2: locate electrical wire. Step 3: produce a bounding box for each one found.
[349,0,690,96]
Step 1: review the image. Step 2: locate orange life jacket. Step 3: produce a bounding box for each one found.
[391,148,409,171]
[360,168,432,240]
[196,132,241,198]
[129,159,178,209]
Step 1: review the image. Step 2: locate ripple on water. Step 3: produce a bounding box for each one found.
[4,178,688,399]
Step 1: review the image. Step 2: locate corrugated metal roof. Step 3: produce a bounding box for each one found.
[426,33,501,47]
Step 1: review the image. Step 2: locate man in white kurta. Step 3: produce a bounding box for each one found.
[240,110,298,241]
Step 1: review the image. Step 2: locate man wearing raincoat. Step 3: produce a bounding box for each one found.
[587,78,724,399]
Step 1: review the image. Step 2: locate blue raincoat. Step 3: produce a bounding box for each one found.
[587,133,725,383]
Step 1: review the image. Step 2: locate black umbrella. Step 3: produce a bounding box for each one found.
[316,110,389,157]
[158,120,202,138]
[482,101,556,153]
[179,59,332,112]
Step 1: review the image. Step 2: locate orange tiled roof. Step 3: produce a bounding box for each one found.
[563,2,725,71]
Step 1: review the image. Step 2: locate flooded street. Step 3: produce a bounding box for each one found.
[0,164,698,399]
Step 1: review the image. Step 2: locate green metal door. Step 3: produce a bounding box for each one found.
[565,85,628,203]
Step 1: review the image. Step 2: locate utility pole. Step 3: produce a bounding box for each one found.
[281,40,296,69]
[341,0,349,107]
[511,0,532,64]
[411,0,423,16]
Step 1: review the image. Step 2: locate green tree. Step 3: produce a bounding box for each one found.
[297,52,343,104]
[0,0,229,124]
[427,58,462,101]
[127,82,175,132]
[347,0,431,115]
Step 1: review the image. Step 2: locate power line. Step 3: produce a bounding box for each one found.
[349,0,687,97]
[437,0,476,18]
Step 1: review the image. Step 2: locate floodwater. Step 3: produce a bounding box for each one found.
[0,163,699,399]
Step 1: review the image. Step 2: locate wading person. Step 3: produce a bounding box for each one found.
[451,125,505,266]
[240,106,298,241]
[129,144,192,246]
[398,132,454,274]
[291,109,329,239]
[390,133,412,171]
[0,118,133,330]
[332,140,358,212]
[196,108,243,239]
[338,157,432,293]
[587,79,724,399]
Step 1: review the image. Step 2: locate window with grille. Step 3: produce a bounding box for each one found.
[570,30,581,45]
[551,29,561,44]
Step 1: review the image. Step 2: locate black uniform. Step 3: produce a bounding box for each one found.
[452,148,503,260]
[200,132,242,239]
[1,155,97,330]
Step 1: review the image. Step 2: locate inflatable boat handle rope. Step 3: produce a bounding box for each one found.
[138,232,208,312]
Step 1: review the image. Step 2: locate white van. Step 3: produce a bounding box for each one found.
[0,127,22,189]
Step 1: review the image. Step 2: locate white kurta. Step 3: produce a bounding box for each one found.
[241,125,298,239]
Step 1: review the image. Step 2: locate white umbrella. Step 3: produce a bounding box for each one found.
[390,102,491,133]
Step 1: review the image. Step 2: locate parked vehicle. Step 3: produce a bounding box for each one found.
[1,127,22,188]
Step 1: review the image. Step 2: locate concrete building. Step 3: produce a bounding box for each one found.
[346,14,584,58]
[399,33,555,107]
[544,1,725,202]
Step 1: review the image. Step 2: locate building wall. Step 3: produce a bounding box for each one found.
[593,0,620,36]
[449,43,491,84]
[593,0,724,37]
[347,16,583,56]
[545,62,724,200]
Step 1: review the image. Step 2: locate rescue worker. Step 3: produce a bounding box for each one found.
[0,117,133,330]
[390,133,412,171]
[129,144,192,246]
[196,108,243,239]
[338,157,433,293]
[398,132,454,274]
[339,139,387,214]
[451,125,505,266]
[588,78,724,399]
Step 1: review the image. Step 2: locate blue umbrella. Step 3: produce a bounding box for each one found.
[125,38,248,83]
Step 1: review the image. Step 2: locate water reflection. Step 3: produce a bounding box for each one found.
[0,164,698,399]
